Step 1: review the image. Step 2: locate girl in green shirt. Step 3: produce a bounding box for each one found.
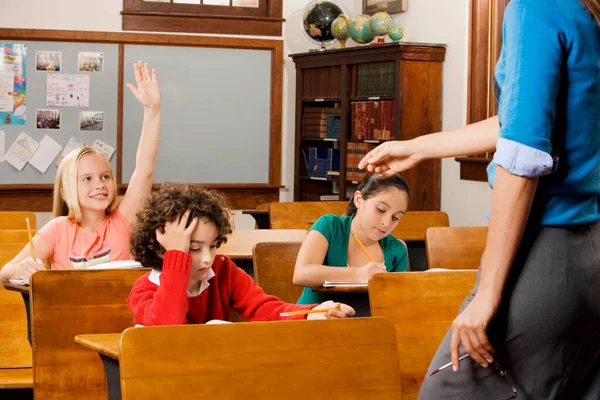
[295,173,411,304]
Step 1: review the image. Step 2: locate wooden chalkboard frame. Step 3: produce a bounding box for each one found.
[0,28,283,210]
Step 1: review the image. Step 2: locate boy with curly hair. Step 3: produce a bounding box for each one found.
[128,182,354,325]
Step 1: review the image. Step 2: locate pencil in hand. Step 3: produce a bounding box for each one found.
[351,231,374,262]
[279,306,341,317]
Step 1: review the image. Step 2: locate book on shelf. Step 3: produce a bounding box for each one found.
[357,61,395,97]
[346,142,377,182]
[303,147,340,179]
[351,100,394,141]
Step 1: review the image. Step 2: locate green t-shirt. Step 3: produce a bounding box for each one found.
[296,214,408,304]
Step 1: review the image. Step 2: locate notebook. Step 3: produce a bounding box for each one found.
[9,278,29,286]
[87,260,143,270]
[323,281,368,288]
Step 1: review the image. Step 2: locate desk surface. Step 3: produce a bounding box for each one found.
[218,229,306,260]
[75,333,121,360]
[3,283,30,294]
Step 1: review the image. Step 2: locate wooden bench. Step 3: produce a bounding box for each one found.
[0,212,36,230]
[252,241,303,303]
[116,318,402,399]
[368,271,477,399]
[30,269,148,400]
[425,226,487,270]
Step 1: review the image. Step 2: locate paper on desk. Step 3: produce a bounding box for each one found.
[323,281,368,287]
[29,135,62,173]
[5,132,39,171]
[9,279,29,285]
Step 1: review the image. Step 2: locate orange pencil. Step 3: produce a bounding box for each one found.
[351,231,373,262]
[279,306,341,317]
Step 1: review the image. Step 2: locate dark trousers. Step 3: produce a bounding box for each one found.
[418,222,600,400]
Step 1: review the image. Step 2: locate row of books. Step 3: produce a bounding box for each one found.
[357,61,395,97]
[302,147,340,179]
[346,142,377,182]
[302,107,341,139]
[351,100,394,140]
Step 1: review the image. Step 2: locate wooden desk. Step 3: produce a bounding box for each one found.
[313,285,370,317]
[76,334,121,400]
[3,283,31,345]
[241,209,270,229]
[219,229,307,276]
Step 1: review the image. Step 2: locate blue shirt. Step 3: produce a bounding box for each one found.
[296,214,408,304]
[488,0,600,225]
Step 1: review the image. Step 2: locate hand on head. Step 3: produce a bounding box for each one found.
[358,140,422,177]
[126,60,160,109]
[307,301,355,320]
[155,210,198,253]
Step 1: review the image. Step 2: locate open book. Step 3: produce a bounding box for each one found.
[323,281,368,288]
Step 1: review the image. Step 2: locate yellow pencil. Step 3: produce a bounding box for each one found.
[279,306,340,317]
[25,217,35,260]
[351,231,373,262]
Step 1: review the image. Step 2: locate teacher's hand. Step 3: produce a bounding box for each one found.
[450,292,499,371]
[358,140,423,177]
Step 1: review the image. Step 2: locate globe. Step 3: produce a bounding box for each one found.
[349,14,375,45]
[388,25,404,42]
[331,14,350,48]
[302,1,345,50]
[370,12,394,44]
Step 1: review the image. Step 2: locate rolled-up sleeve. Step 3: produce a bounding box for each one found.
[494,0,566,177]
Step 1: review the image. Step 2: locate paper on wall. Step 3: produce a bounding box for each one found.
[5,132,39,171]
[92,139,115,160]
[29,135,62,173]
[56,136,84,166]
[46,74,90,107]
[0,69,14,112]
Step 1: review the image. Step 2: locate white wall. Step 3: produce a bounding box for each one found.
[1,0,491,228]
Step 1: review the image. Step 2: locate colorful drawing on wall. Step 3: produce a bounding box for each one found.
[0,43,27,125]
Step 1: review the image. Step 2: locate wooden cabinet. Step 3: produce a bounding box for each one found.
[290,42,446,211]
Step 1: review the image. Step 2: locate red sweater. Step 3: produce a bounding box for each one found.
[129,250,316,325]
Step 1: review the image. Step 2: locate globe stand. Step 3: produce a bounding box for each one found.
[372,37,386,45]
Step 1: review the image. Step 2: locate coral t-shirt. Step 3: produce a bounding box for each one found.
[37,209,133,270]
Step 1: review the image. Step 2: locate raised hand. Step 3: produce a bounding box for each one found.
[126,60,160,110]
[307,301,355,320]
[357,140,422,178]
[155,210,198,253]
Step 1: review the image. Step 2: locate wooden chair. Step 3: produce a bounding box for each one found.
[268,201,348,229]
[0,243,27,267]
[253,242,303,303]
[0,230,37,244]
[0,212,36,230]
[30,269,148,400]
[0,286,33,391]
[425,226,487,270]
[119,318,402,400]
[368,271,477,399]
[392,211,449,241]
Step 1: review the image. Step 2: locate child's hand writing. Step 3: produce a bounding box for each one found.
[356,261,387,282]
[15,257,44,280]
[155,210,198,253]
[126,60,160,110]
[307,301,355,320]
